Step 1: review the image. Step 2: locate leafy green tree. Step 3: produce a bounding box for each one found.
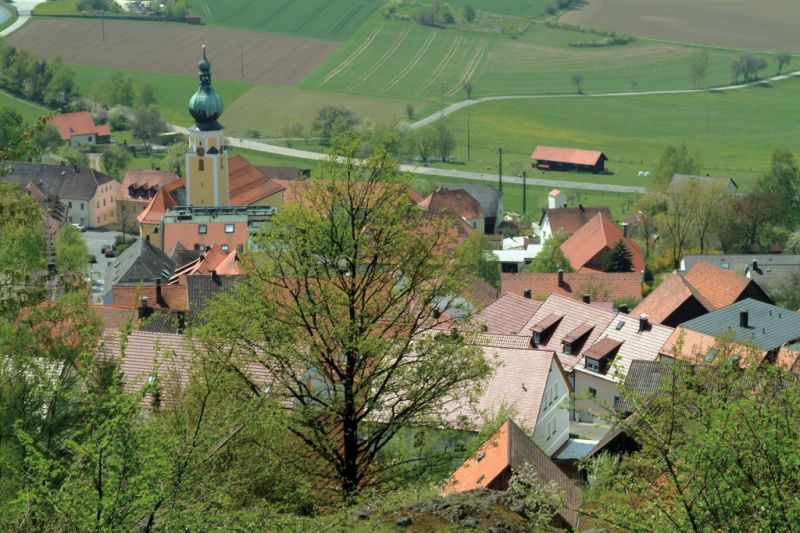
[197,139,492,501]
[603,240,633,272]
[36,123,64,152]
[57,144,90,167]
[459,232,500,289]
[0,108,25,149]
[776,52,793,74]
[585,341,800,531]
[463,4,476,22]
[163,140,185,174]
[138,82,156,107]
[54,223,89,275]
[312,105,359,145]
[131,107,166,156]
[763,148,800,208]
[434,123,455,162]
[524,231,573,273]
[101,143,131,180]
[508,463,563,530]
[43,57,76,107]
[414,127,439,164]
[653,143,701,190]
[571,73,584,93]
[107,72,134,107]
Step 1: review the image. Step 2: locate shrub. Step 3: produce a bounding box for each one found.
[463,4,476,22]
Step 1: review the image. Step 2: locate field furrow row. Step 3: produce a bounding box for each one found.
[320,24,383,85]
[379,32,438,94]
[447,40,489,97]
[346,28,409,91]
[414,36,463,97]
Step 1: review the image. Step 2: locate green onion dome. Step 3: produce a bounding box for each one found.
[188,46,224,131]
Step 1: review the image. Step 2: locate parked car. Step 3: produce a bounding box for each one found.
[89,254,97,264]
[104,248,115,258]
[71,223,86,232]
[100,244,112,254]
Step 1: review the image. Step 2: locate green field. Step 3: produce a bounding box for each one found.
[301,18,775,103]
[69,65,253,126]
[420,78,800,190]
[32,0,86,14]
[224,84,422,136]
[0,90,48,123]
[191,0,382,40]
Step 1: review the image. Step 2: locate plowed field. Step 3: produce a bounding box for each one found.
[7,19,339,85]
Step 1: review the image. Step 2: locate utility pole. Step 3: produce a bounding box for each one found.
[466,112,471,161]
[241,45,245,78]
[440,83,445,119]
[498,147,503,193]
[101,16,105,43]
[522,171,527,214]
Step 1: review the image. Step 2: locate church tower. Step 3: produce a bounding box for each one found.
[186,46,229,207]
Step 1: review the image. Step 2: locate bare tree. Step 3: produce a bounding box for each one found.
[629,79,639,92]
[463,79,474,99]
[657,181,702,268]
[688,50,710,89]
[776,52,793,75]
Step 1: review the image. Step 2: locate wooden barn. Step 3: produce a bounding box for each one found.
[531,145,607,173]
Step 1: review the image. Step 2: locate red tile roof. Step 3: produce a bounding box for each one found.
[501,272,642,302]
[542,206,612,236]
[228,155,285,205]
[475,292,543,335]
[50,112,110,140]
[90,305,137,332]
[137,177,185,224]
[531,145,605,166]
[121,169,179,200]
[682,262,753,310]
[463,275,500,309]
[561,212,644,272]
[420,187,484,220]
[632,271,713,325]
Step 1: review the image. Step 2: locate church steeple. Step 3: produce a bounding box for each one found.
[185,45,229,207]
[188,45,224,131]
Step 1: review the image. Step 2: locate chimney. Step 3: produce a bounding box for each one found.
[740,310,749,328]
[155,278,162,304]
[557,269,564,286]
[582,293,591,304]
[433,308,441,319]
[638,314,649,332]
[619,303,629,314]
[523,288,532,299]
[137,296,152,319]
[752,259,758,271]
[211,269,219,282]
[72,164,79,173]
[622,222,629,238]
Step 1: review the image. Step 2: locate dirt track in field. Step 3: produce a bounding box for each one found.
[562,0,800,53]
[7,19,339,84]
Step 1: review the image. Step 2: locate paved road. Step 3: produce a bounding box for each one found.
[0,0,45,37]
[82,229,122,303]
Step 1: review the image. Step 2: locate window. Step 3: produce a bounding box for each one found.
[221,244,230,252]
[198,224,208,234]
[586,358,601,373]
[563,342,572,355]
[69,201,73,208]
[103,199,106,206]
[237,244,244,253]
[588,387,597,399]
[97,201,100,208]
[198,158,205,171]
[533,332,541,345]
[224,224,235,233]
[551,419,556,435]
[153,227,158,234]
[613,395,620,410]
[80,203,84,210]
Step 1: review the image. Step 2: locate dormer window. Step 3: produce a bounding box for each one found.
[561,322,594,356]
[530,313,563,346]
[584,337,624,374]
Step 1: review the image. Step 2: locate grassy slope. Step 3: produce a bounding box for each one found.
[0,1,17,33]
[223,84,422,137]
[300,17,775,103]
[0,90,49,122]
[69,65,253,126]
[192,0,382,41]
[421,78,800,190]
[33,0,86,14]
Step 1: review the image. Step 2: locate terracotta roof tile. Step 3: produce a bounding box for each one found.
[531,145,605,166]
[683,262,753,309]
[561,212,644,272]
[421,187,484,220]
[137,177,184,224]
[50,112,109,140]
[632,272,712,325]
[542,205,611,235]
[521,294,618,371]
[121,170,179,201]
[474,293,542,335]
[462,276,500,309]
[228,155,285,205]
[501,272,642,302]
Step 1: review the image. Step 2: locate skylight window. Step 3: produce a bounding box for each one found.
[615,320,625,330]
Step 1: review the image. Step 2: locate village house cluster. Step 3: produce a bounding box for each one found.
[5,50,800,531]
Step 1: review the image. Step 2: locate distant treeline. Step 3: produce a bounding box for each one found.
[0,42,78,108]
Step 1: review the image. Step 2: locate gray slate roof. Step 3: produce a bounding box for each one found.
[187,274,243,312]
[616,360,672,413]
[671,174,738,191]
[2,161,115,201]
[679,298,800,352]
[110,238,176,285]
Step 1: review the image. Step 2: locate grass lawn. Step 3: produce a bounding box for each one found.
[69,65,253,126]
[224,84,422,137]
[33,0,85,14]
[419,77,800,190]
[191,0,382,41]
[0,1,17,33]
[0,90,49,122]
